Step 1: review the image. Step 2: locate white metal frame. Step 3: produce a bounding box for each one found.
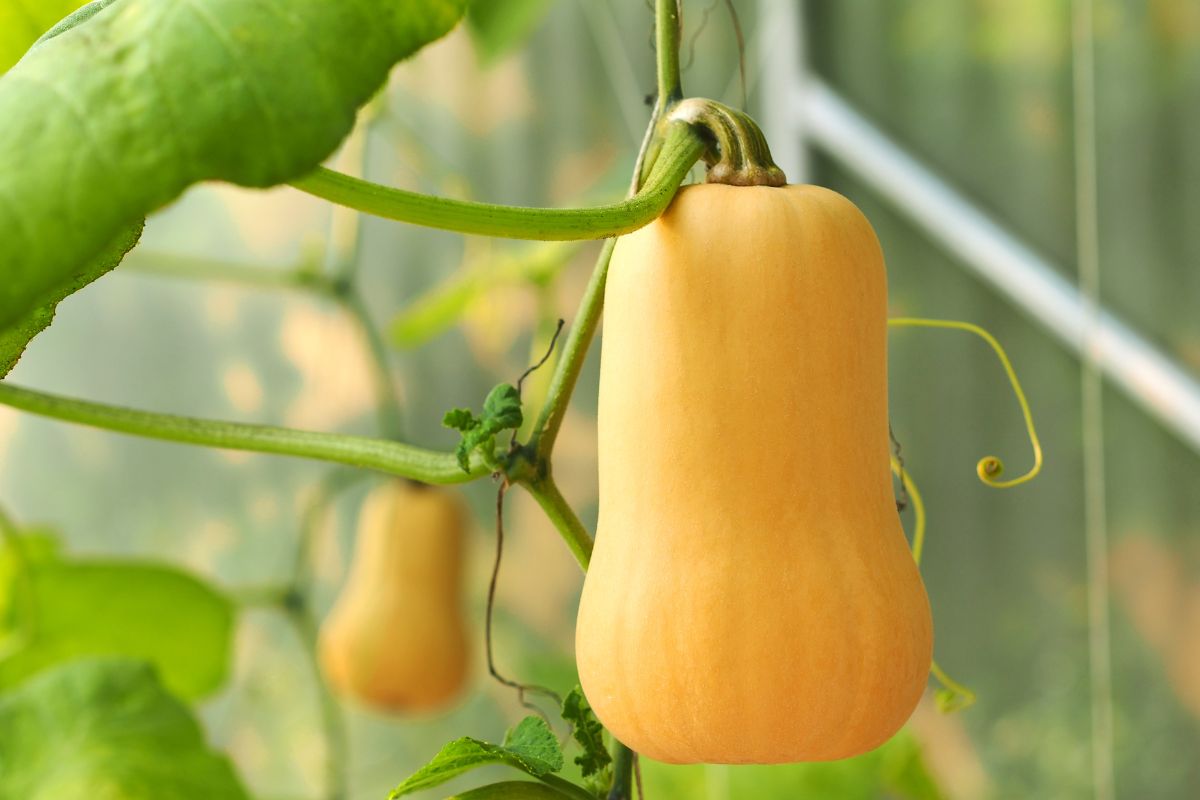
[758,2,1200,456]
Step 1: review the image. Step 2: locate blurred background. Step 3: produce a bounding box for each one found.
[2,1,1198,798]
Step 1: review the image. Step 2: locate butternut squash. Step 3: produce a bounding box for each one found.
[576,183,933,764]
[319,480,469,712]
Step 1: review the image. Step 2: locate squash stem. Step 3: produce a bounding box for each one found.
[288,124,706,242]
[519,476,592,570]
[608,743,636,800]
[656,0,684,107]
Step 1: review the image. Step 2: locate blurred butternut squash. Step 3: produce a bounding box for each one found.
[576,183,933,764]
[319,480,469,712]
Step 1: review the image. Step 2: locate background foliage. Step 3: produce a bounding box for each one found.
[0,1,1196,798]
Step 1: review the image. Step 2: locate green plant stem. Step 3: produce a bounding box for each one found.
[291,467,367,587]
[519,476,592,570]
[608,743,635,800]
[122,249,324,292]
[0,382,487,483]
[336,289,405,440]
[288,123,705,241]
[656,0,684,106]
[283,603,350,800]
[229,584,291,609]
[528,238,615,465]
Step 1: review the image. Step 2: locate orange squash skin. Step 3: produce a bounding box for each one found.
[576,184,933,764]
[319,481,469,713]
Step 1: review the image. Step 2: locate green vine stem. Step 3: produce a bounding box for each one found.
[889,317,1043,488]
[283,602,351,800]
[0,382,486,483]
[656,0,683,108]
[519,476,593,570]
[122,252,405,442]
[608,744,636,800]
[337,288,405,440]
[527,238,615,468]
[889,457,976,712]
[288,122,705,241]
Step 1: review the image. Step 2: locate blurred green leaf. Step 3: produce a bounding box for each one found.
[0,657,249,799]
[881,729,946,800]
[0,222,142,378]
[639,730,944,800]
[450,782,575,799]
[0,548,234,699]
[0,0,92,72]
[0,531,60,635]
[390,716,565,797]
[467,0,555,64]
[0,0,466,333]
[391,243,572,348]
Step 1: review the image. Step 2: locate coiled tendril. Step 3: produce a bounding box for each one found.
[889,317,1043,489]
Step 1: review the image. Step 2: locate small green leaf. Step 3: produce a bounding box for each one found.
[443,407,480,432]
[0,657,249,799]
[466,0,555,65]
[389,716,564,798]
[483,383,524,429]
[0,548,234,698]
[450,782,575,799]
[441,383,524,472]
[561,687,612,785]
[501,716,566,775]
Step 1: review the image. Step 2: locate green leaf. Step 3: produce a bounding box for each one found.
[0,0,467,333]
[501,716,566,775]
[467,0,554,65]
[442,383,524,472]
[0,0,93,72]
[0,657,249,800]
[0,548,234,699]
[0,222,142,378]
[561,687,611,785]
[389,716,565,798]
[390,243,573,349]
[450,782,576,800]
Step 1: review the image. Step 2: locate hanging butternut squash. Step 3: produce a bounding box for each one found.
[576,182,933,764]
[319,480,469,712]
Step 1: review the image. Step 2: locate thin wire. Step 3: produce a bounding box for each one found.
[1072,0,1115,796]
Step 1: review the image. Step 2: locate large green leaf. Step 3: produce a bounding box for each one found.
[0,0,466,331]
[0,222,141,377]
[0,657,249,800]
[0,0,91,72]
[0,546,234,699]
